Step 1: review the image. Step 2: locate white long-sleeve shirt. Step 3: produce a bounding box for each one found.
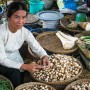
[0,22,47,69]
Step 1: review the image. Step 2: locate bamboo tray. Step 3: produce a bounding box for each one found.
[36,31,78,54]
[15,82,56,90]
[60,14,90,33]
[65,79,90,90]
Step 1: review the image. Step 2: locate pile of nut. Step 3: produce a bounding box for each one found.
[20,84,54,90]
[69,82,90,90]
[33,54,82,82]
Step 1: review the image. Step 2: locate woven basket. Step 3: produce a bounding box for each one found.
[30,55,83,86]
[60,14,90,33]
[75,31,90,61]
[36,31,78,54]
[26,13,39,24]
[64,79,90,90]
[0,75,14,90]
[15,82,56,90]
[79,51,90,70]
[75,31,90,37]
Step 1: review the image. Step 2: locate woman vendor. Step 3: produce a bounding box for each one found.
[0,1,50,88]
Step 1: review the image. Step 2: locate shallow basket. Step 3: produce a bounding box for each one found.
[36,31,78,54]
[60,14,90,33]
[15,82,56,90]
[26,13,39,24]
[0,75,14,90]
[64,79,90,90]
[30,58,83,86]
[75,31,90,63]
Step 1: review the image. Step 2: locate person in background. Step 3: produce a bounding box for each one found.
[0,1,50,88]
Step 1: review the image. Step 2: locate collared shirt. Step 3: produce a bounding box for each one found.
[0,22,47,69]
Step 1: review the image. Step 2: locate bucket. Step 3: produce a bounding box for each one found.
[37,11,64,28]
[29,1,44,14]
[42,20,60,28]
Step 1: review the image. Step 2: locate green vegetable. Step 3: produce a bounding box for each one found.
[0,80,12,90]
[80,36,90,44]
[80,36,90,39]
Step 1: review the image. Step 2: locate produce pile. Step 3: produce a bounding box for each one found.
[0,79,12,90]
[15,82,55,90]
[19,84,54,90]
[32,54,82,83]
[67,81,90,90]
[78,35,90,59]
[65,79,90,90]
[80,36,90,47]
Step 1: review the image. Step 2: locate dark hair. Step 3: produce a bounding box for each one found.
[7,2,28,18]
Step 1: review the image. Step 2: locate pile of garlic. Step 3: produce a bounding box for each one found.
[32,54,82,82]
[56,31,78,49]
[69,82,90,90]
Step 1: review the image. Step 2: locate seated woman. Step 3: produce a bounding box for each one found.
[0,1,50,88]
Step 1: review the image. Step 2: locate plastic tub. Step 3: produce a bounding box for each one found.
[29,1,44,14]
[37,11,64,28]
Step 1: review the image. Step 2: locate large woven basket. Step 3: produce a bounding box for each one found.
[60,14,90,33]
[75,31,90,61]
[30,58,83,86]
[64,79,90,90]
[36,31,78,54]
[75,31,90,70]
[15,82,56,90]
[0,75,14,90]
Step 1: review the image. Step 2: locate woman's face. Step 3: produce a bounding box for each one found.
[8,10,27,33]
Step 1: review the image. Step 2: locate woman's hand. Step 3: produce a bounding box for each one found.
[41,55,51,68]
[20,62,44,72]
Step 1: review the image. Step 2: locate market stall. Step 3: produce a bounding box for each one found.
[0,0,90,90]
